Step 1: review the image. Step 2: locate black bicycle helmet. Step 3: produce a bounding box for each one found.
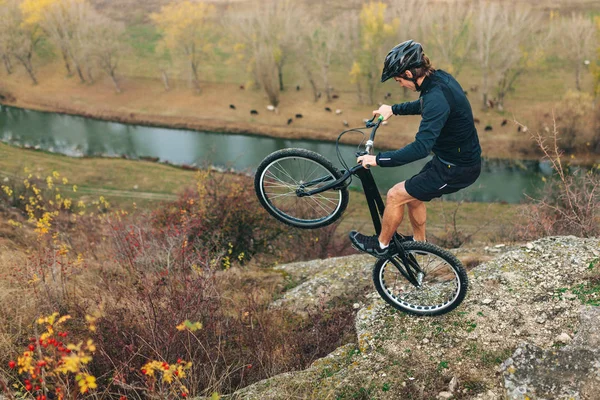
[381,40,424,83]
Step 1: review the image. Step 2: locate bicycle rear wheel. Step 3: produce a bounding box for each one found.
[255,148,349,229]
[373,241,468,316]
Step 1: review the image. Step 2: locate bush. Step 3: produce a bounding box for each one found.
[535,91,599,154]
[150,171,287,265]
[151,170,350,265]
[81,212,356,396]
[517,121,600,239]
[2,168,358,399]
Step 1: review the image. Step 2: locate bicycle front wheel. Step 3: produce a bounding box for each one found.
[254,148,349,229]
[373,241,468,316]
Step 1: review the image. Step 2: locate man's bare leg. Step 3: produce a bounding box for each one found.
[407,200,427,241]
[378,181,419,246]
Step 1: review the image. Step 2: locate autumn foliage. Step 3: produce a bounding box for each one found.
[0,169,356,398]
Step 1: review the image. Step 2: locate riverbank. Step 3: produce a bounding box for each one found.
[0,141,519,245]
[0,65,551,160]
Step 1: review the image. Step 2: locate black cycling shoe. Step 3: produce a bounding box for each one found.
[349,231,396,259]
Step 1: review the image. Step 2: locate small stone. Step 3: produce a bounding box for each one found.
[536,313,547,324]
[494,244,506,248]
[422,338,429,344]
[555,332,571,344]
[353,303,360,309]
[525,243,534,249]
[133,185,139,190]
[482,298,493,305]
[437,391,454,400]
[448,376,458,392]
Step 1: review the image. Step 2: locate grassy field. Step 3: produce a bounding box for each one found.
[0,142,519,247]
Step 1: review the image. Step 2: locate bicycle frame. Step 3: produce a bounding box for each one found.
[296,117,425,287]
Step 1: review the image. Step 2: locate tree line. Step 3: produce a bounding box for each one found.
[0,0,598,109]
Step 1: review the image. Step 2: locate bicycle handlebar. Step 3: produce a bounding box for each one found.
[363,114,384,155]
[299,115,385,196]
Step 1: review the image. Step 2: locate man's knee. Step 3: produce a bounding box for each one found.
[387,182,411,204]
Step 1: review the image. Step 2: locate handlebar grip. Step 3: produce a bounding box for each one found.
[358,160,370,169]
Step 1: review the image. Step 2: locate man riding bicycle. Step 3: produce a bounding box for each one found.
[350,40,482,258]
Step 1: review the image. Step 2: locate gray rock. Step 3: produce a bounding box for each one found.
[571,306,600,350]
[555,332,572,344]
[502,306,600,399]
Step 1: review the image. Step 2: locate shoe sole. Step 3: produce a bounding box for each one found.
[350,241,395,259]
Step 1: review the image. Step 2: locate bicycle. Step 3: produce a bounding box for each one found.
[254,116,468,316]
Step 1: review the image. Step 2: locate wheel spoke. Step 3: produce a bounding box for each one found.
[257,153,346,227]
[377,247,464,315]
[271,162,300,185]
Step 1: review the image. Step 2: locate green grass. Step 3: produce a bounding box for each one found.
[125,24,162,58]
[0,143,195,210]
[0,142,522,244]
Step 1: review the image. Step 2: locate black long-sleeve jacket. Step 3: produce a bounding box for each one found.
[375,70,481,167]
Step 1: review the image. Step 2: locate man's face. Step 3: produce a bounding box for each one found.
[394,73,416,91]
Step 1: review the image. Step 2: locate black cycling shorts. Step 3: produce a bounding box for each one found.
[405,156,481,202]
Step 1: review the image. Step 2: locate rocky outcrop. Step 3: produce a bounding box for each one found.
[502,306,600,400]
[270,254,373,313]
[226,236,600,399]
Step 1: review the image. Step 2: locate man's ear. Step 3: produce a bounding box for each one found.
[404,70,413,79]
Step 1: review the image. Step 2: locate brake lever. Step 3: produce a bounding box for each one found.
[365,115,384,128]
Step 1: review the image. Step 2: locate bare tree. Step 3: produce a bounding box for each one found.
[350,2,398,105]
[389,0,430,45]
[268,1,301,92]
[151,1,217,93]
[2,54,12,75]
[0,0,42,85]
[229,0,302,106]
[21,0,95,83]
[554,13,596,91]
[87,14,125,93]
[471,0,522,109]
[424,0,473,77]
[0,3,17,76]
[494,7,544,109]
[389,0,430,99]
[255,45,281,107]
[296,13,346,102]
[0,32,13,75]
[157,48,172,91]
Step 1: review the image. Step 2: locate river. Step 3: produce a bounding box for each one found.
[0,105,550,203]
